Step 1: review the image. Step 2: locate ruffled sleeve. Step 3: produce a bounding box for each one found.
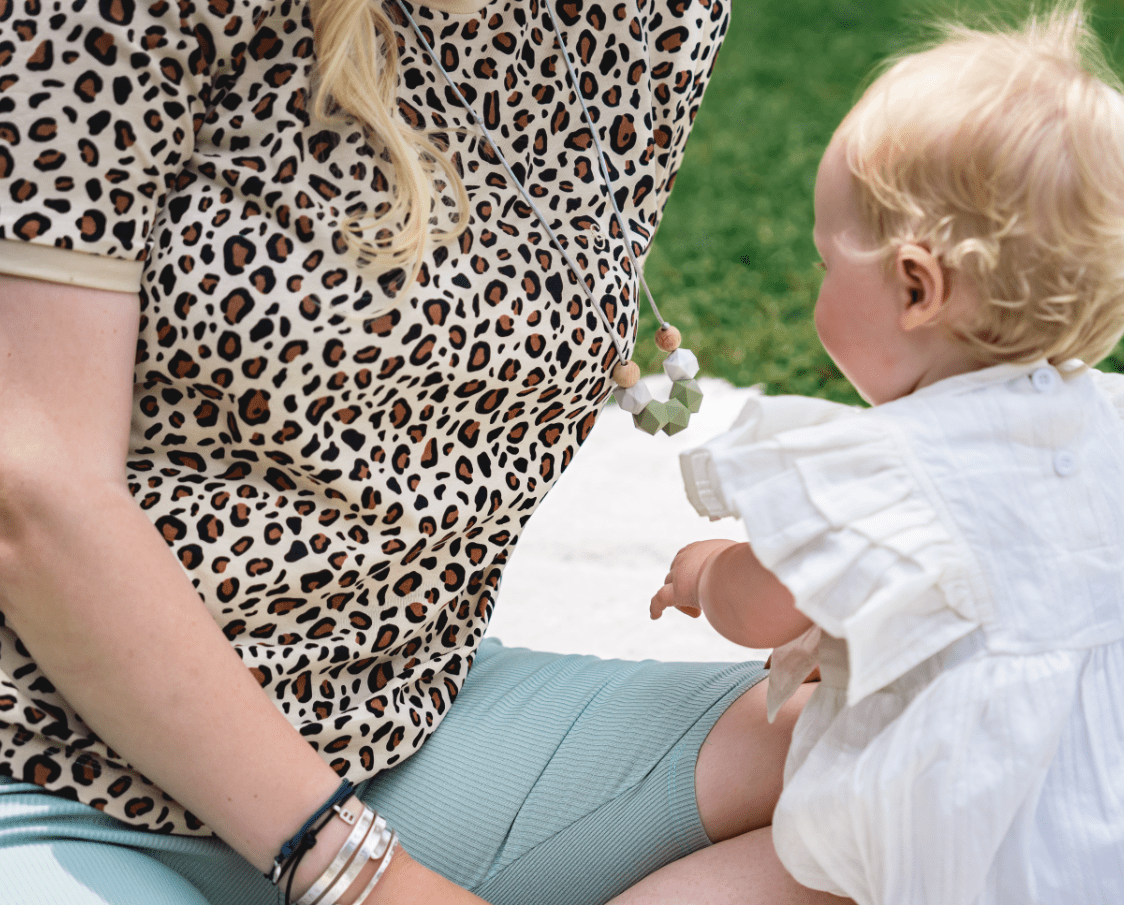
[680,395,981,714]
[680,393,861,519]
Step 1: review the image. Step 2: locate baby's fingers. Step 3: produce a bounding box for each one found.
[675,605,703,618]
[650,583,675,620]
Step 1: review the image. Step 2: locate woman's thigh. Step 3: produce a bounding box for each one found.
[361,638,767,905]
[0,778,271,905]
[0,641,767,905]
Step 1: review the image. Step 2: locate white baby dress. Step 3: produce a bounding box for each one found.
[680,362,1124,905]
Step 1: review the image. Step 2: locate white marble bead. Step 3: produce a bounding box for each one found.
[662,348,699,381]
[614,380,653,415]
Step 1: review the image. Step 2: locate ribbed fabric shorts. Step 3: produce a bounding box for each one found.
[0,638,767,905]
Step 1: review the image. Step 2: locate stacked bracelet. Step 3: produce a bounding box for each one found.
[311,811,393,905]
[267,779,357,886]
[292,805,374,905]
[352,832,400,903]
[275,799,398,905]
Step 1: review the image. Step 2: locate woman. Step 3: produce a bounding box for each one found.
[0,0,832,901]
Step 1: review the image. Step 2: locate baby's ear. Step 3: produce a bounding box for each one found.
[896,243,946,331]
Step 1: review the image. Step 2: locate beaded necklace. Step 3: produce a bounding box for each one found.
[395,0,704,434]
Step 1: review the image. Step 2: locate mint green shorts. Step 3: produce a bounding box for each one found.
[0,639,766,905]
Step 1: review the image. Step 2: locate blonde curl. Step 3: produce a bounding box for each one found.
[835,1,1124,367]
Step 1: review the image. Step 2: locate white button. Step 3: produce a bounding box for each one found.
[1032,367,1058,392]
[1054,451,1077,476]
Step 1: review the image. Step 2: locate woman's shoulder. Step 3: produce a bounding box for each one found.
[0,0,249,269]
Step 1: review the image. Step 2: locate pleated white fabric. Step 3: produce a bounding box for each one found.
[680,361,1124,905]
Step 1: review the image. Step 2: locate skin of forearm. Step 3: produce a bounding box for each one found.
[0,473,345,868]
[0,278,486,903]
[696,543,812,648]
[0,474,489,904]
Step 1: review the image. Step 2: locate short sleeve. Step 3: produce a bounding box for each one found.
[644,0,730,226]
[680,392,861,519]
[0,0,215,288]
[681,395,981,709]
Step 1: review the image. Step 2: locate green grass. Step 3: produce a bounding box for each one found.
[642,0,1124,403]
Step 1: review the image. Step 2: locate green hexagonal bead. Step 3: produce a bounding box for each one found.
[670,378,704,414]
[633,400,670,435]
[661,398,691,435]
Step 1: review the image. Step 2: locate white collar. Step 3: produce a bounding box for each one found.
[903,359,1058,401]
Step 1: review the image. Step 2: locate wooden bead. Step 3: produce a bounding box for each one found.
[654,324,681,353]
[613,360,641,388]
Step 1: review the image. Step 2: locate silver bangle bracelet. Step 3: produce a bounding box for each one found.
[315,815,390,905]
[294,804,374,905]
[352,831,400,905]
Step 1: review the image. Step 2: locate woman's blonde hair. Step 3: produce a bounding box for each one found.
[834,1,1124,366]
[311,0,473,295]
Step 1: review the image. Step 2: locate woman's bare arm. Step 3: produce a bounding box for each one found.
[0,275,486,905]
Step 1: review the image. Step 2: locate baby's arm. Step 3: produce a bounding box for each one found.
[651,541,812,648]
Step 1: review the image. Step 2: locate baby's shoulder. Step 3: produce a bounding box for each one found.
[1087,367,1124,419]
[881,361,1124,451]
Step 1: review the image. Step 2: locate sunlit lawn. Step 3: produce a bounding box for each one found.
[642,0,1124,404]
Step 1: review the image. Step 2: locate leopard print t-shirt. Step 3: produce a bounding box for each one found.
[0,0,730,834]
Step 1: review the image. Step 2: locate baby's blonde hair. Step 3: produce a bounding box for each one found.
[834,1,1124,366]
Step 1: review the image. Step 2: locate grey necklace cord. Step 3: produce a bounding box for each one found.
[393,0,669,366]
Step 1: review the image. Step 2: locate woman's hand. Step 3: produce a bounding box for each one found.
[651,539,739,620]
[363,849,489,905]
[287,820,489,905]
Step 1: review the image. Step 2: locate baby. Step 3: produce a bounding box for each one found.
[652,4,1124,904]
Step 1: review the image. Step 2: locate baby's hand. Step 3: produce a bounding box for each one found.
[650,539,739,621]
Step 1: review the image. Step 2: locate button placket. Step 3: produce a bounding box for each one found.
[1031,366,1058,393]
[1027,366,1073,475]
[1054,451,1077,476]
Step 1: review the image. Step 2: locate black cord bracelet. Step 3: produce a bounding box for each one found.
[280,808,339,905]
[266,778,356,885]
